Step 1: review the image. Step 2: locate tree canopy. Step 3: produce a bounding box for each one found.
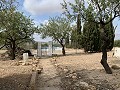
[0,0,36,59]
[62,0,120,74]
[38,16,71,55]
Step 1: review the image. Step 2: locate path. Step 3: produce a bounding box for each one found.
[36,58,62,90]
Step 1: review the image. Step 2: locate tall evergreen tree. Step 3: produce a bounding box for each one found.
[81,0,119,74]
[105,21,115,51]
[70,25,77,48]
[82,6,100,52]
[82,10,115,52]
[83,22,100,52]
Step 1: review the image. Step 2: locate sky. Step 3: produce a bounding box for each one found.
[17,0,120,41]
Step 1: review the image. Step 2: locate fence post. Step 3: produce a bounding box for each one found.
[48,41,52,56]
[37,42,42,57]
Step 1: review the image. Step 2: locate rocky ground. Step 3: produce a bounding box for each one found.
[0,49,120,90]
[0,50,34,90]
[0,60,33,90]
[50,49,120,90]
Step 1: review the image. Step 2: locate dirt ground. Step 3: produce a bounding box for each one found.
[0,50,33,90]
[50,49,120,90]
[0,49,120,90]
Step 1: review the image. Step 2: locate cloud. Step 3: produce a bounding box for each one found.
[23,0,74,15]
[33,19,48,26]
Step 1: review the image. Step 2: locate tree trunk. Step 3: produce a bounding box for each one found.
[62,44,66,56]
[10,41,16,60]
[100,24,112,74]
[101,41,112,74]
[76,13,81,49]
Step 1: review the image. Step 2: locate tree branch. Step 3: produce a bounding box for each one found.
[0,44,6,49]
[105,3,120,25]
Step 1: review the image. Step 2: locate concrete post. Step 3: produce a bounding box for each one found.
[23,53,28,65]
[48,41,52,56]
[37,42,42,57]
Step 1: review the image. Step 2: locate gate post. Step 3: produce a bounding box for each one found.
[48,41,52,56]
[37,42,42,57]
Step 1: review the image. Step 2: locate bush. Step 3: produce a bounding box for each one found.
[114,40,120,47]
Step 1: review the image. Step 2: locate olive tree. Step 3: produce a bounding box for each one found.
[0,1,35,60]
[38,16,71,55]
[62,0,120,74]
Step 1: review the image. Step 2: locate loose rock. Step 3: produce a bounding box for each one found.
[111,65,120,70]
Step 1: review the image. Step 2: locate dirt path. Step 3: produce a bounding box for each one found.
[36,58,62,90]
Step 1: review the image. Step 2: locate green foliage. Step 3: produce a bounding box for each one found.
[82,21,100,52]
[38,16,71,55]
[82,20,115,52]
[61,0,83,48]
[0,1,36,59]
[82,7,101,52]
[0,11,35,48]
[114,40,120,47]
[38,16,71,46]
[41,43,48,48]
[82,0,120,23]
[82,6,115,52]
[61,0,84,21]
[105,22,115,50]
[65,35,70,48]
[53,43,61,47]
[70,25,80,48]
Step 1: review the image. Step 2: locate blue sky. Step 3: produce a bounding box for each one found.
[17,0,120,41]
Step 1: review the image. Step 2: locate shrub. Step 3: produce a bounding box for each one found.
[114,40,120,47]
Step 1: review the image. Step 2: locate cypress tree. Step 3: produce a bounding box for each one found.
[105,21,115,51]
[82,19,114,52]
[82,7,101,52]
[83,21,100,52]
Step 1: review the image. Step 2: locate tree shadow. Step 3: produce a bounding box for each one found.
[0,73,31,90]
[60,68,120,90]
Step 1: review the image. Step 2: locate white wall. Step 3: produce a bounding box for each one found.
[114,47,120,58]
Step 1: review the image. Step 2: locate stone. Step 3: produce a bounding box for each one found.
[33,61,39,64]
[63,69,69,73]
[68,74,73,77]
[75,81,89,90]
[69,70,74,74]
[88,85,96,90]
[73,73,77,76]
[54,64,58,67]
[22,63,26,66]
[65,75,69,78]
[23,53,28,64]
[37,68,42,74]
[72,75,77,79]
[78,81,89,87]
[111,65,120,70]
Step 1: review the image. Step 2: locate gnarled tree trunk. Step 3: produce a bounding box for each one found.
[10,40,16,60]
[100,24,112,74]
[61,44,65,56]
[101,40,112,74]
